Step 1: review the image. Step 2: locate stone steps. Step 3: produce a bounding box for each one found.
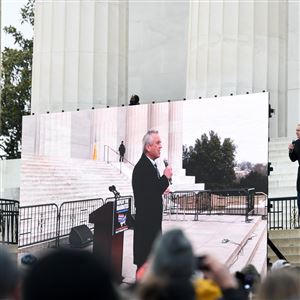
[227,218,267,276]
[269,178,298,188]
[20,156,133,206]
[268,137,293,150]
[268,187,296,198]
[269,174,297,181]
[268,229,300,266]
[269,229,300,239]
[268,137,299,199]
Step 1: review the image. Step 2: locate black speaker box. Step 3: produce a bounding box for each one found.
[69,225,93,248]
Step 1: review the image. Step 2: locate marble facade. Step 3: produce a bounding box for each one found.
[30,0,300,138]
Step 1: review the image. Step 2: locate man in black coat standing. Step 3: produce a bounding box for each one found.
[288,123,300,220]
[132,129,172,271]
[118,141,126,162]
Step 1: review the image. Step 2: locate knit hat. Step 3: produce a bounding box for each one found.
[151,229,195,279]
[271,259,291,271]
[236,264,261,293]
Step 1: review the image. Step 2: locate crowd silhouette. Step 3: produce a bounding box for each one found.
[1,229,299,300]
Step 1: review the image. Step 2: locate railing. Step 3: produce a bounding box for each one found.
[267,237,287,261]
[57,198,104,246]
[0,199,19,244]
[164,188,262,223]
[164,191,197,221]
[19,188,263,248]
[268,196,299,230]
[19,198,104,248]
[104,145,135,174]
[19,203,59,247]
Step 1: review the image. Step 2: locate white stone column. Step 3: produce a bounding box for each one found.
[128,1,189,103]
[31,0,128,114]
[21,115,39,156]
[93,107,119,162]
[70,110,92,159]
[149,102,169,168]
[168,101,183,172]
[125,105,149,165]
[31,1,53,114]
[287,0,300,136]
[116,106,127,151]
[266,1,288,138]
[186,0,289,138]
[37,112,71,158]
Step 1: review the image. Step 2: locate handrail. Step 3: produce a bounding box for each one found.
[104,144,135,167]
[269,196,297,201]
[104,145,135,175]
[267,237,287,261]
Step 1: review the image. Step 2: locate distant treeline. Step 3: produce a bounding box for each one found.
[183,131,267,194]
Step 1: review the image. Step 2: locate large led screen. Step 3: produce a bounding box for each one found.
[20,93,269,281]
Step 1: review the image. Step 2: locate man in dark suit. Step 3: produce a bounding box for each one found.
[288,124,300,219]
[132,129,172,271]
[118,141,126,162]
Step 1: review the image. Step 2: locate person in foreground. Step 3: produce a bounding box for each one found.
[135,229,248,300]
[132,129,172,272]
[22,249,119,300]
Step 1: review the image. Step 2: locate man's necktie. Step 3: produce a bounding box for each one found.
[154,163,160,179]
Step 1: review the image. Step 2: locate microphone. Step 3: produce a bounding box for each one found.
[163,159,172,185]
[290,140,296,153]
[109,185,120,197]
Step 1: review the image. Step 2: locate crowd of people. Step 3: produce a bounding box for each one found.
[1,228,299,300]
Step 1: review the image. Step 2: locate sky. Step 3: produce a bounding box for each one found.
[2,0,33,50]
[183,93,269,164]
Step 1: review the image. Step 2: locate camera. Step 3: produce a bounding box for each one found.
[195,255,209,271]
[235,271,256,293]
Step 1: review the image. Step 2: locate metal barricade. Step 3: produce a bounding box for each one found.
[0,199,19,244]
[19,203,59,247]
[57,198,104,245]
[164,188,259,223]
[164,191,197,221]
[268,197,299,230]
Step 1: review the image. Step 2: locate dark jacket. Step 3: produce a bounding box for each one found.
[119,144,125,156]
[132,153,169,266]
[289,139,300,192]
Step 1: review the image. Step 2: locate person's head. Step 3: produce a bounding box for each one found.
[22,249,119,300]
[271,259,291,272]
[142,130,162,160]
[0,246,19,300]
[236,264,261,296]
[121,141,123,144]
[150,229,195,280]
[138,229,195,300]
[129,94,140,105]
[296,124,300,139]
[258,268,300,300]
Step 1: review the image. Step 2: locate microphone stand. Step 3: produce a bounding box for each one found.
[109,185,121,201]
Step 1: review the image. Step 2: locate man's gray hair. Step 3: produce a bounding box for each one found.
[142,129,159,153]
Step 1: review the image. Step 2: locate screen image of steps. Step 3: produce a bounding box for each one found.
[20,93,269,274]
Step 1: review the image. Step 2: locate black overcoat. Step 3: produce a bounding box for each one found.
[289,139,300,192]
[132,153,169,266]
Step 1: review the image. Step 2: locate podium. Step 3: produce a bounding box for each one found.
[89,197,131,282]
